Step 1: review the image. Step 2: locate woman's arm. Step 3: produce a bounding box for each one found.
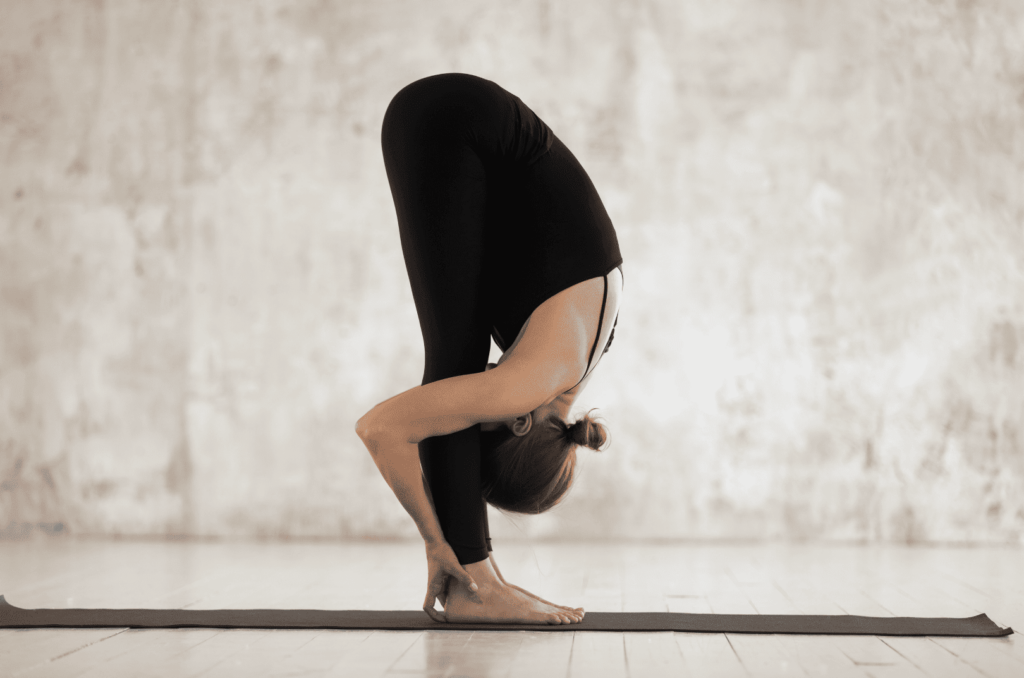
[357,427,445,544]
[357,358,574,445]
[357,425,483,617]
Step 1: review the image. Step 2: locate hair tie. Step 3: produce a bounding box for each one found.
[565,419,585,447]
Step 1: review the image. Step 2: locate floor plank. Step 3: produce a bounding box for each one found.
[0,628,128,677]
[443,630,525,678]
[772,636,866,678]
[878,636,988,678]
[323,631,421,677]
[19,629,221,678]
[387,630,526,678]
[507,631,575,678]
[827,635,929,678]
[622,632,688,678]
[253,631,374,677]
[568,632,628,678]
[191,629,323,677]
[673,633,748,678]
[927,636,1024,678]
[74,630,281,678]
[725,634,807,678]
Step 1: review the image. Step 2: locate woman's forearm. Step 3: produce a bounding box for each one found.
[358,431,445,545]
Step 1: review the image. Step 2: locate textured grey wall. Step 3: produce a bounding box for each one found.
[1,0,1021,543]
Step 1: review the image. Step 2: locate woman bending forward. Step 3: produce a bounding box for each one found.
[356,73,623,625]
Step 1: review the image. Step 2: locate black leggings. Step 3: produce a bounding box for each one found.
[380,76,512,564]
[380,74,618,564]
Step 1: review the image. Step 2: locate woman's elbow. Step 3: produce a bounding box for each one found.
[355,412,380,445]
[356,410,410,450]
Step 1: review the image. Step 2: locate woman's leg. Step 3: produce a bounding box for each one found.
[380,77,493,565]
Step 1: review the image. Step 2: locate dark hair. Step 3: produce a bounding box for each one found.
[478,409,608,515]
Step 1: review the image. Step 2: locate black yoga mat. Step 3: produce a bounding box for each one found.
[0,596,1012,636]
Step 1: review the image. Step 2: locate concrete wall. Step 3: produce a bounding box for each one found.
[1,0,1021,543]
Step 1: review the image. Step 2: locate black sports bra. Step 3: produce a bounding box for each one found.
[564,266,622,393]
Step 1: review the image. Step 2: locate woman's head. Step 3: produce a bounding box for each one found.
[479,409,608,514]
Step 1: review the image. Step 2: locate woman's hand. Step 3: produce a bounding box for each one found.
[423,540,481,622]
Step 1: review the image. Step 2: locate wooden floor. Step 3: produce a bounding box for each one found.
[0,539,1021,677]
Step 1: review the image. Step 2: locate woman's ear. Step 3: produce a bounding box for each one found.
[510,413,532,437]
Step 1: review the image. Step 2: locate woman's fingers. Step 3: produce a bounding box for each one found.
[423,603,447,623]
[436,574,450,608]
[423,582,448,623]
[453,566,478,593]
[449,565,482,602]
[424,573,447,615]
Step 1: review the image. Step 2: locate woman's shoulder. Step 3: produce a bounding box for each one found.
[498,268,622,399]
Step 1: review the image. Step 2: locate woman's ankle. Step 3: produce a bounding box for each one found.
[463,558,502,587]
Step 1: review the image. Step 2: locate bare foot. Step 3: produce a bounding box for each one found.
[485,553,584,619]
[506,583,584,620]
[444,577,582,625]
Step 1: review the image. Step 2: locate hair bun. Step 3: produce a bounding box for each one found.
[567,412,607,451]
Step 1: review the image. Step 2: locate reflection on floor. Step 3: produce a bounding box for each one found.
[1,539,1021,677]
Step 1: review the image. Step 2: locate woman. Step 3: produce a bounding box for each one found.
[356,73,623,625]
